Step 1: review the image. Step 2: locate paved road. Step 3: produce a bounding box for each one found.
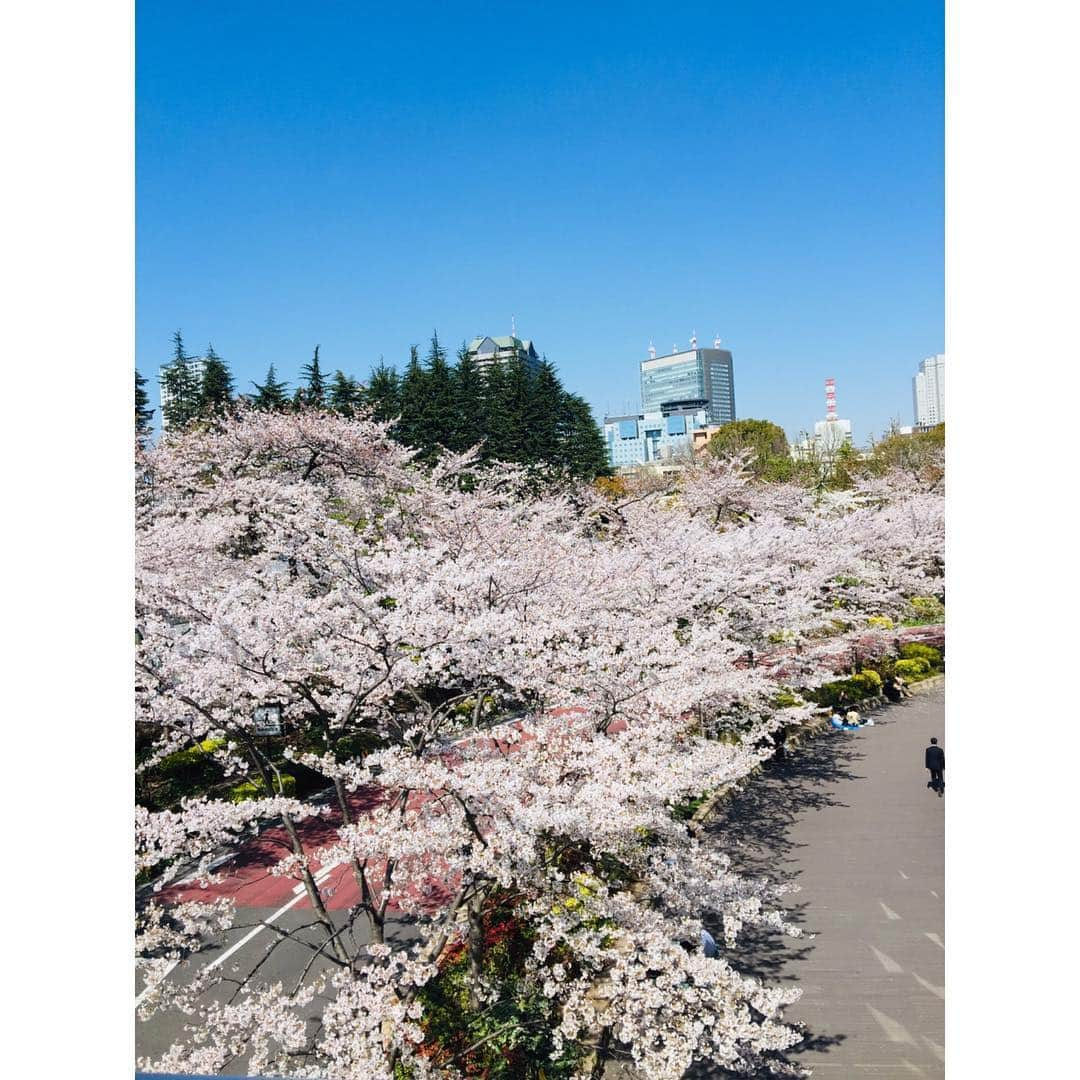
[694,688,945,1078]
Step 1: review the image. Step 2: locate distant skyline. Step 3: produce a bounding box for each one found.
[137,1,943,444]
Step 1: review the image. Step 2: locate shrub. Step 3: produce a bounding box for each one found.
[856,668,883,691]
[895,658,930,680]
[229,772,296,803]
[158,738,225,775]
[867,615,894,630]
[771,690,802,709]
[909,596,945,622]
[899,643,942,667]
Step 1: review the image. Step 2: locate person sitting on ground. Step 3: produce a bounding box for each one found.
[845,708,861,727]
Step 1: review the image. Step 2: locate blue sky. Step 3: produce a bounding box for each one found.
[137,1,942,443]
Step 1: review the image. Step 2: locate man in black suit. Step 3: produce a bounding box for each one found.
[925,737,945,795]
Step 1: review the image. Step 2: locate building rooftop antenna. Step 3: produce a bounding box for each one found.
[714,332,722,348]
[825,378,838,421]
[511,314,517,338]
[690,330,698,349]
[648,339,656,359]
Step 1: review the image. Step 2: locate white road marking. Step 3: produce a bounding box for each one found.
[206,864,337,973]
[900,1061,928,1077]
[929,890,939,898]
[869,944,904,973]
[867,1004,917,1044]
[925,932,945,950]
[879,900,902,920]
[135,863,338,1007]
[912,971,946,999]
[898,869,909,879]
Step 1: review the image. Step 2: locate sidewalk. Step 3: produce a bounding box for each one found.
[692,688,945,1078]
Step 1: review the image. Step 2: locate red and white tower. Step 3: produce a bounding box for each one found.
[825,378,838,422]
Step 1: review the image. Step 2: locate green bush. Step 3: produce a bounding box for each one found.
[908,596,945,622]
[899,643,942,667]
[158,738,225,775]
[229,772,296,803]
[771,690,802,709]
[810,672,882,708]
[894,658,931,680]
[867,615,894,630]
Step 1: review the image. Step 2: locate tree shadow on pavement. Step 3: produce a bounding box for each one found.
[687,730,868,1077]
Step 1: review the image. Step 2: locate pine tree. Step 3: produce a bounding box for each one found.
[252,365,290,411]
[301,345,326,407]
[479,358,511,463]
[558,394,611,479]
[161,330,201,430]
[328,370,361,417]
[135,369,154,439]
[450,342,485,453]
[501,356,533,462]
[396,346,429,451]
[199,343,234,417]
[420,332,455,457]
[525,358,563,465]
[364,360,402,424]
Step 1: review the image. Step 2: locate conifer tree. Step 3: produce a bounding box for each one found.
[161,330,200,430]
[450,342,485,453]
[396,346,429,451]
[559,393,611,478]
[479,356,511,462]
[198,343,234,417]
[328,370,361,417]
[501,356,533,462]
[252,365,290,411]
[420,332,455,457]
[301,345,326,407]
[135,369,154,439]
[364,360,401,424]
[525,358,563,465]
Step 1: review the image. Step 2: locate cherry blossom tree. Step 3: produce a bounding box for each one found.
[136,408,943,1078]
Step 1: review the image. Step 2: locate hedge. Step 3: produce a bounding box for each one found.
[229,772,297,803]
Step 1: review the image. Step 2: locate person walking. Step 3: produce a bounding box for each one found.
[925,737,945,795]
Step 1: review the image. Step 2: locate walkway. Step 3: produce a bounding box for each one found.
[696,687,945,1078]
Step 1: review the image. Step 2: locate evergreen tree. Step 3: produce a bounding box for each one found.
[479,357,511,462]
[450,342,485,453]
[525,358,563,465]
[301,345,326,407]
[329,369,361,417]
[135,369,154,439]
[559,394,611,479]
[364,359,402,424]
[501,357,533,462]
[198,343,234,417]
[396,346,429,451]
[420,332,455,456]
[161,330,200,430]
[252,365,290,411]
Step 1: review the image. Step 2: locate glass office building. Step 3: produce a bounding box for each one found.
[640,347,736,426]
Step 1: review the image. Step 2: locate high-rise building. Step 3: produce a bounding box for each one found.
[912,354,945,427]
[639,335,736,426]
[791,378,854,461]
[159,355,206,430]
[466,334,541,376]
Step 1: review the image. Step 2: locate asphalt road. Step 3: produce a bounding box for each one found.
[693,687,946,1078]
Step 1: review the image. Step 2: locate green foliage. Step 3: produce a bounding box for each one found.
[415,895,583,1078]
[229,772,297,802]
[135,369,154,437]
[252,364,290,411]
[867,615,894,629]
[707,418,790,478]
[328,369,362,416]
[198,344,234,417]
[771,690,802,709]
[300,345,325,407]
[899,643,942,667]
[137,738,227,811]
[810,670,883,708]
[906,596,945,624]
[894,658,931,680]
[161,330,202,429]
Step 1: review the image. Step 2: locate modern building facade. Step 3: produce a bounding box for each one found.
[466,335,542,376]
[912,354,945,427]
[639,337,736,426]
[603,407,714,470]
[158,356,206,431]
